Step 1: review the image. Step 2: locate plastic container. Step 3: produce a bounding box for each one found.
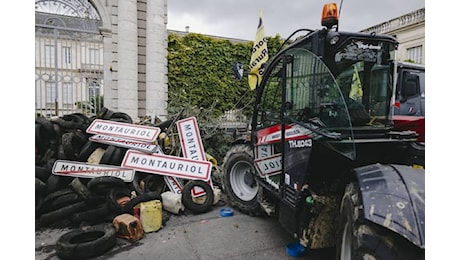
[213,186,222,205]
[286,243,306,257]
[112,213,144,241]
[161,191,184,214]
[140,200,162,232]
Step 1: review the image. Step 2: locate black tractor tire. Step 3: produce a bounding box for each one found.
[55,223,117,260]
[181,180,214,214]
[222,144,261,216]
[336,182,424,260]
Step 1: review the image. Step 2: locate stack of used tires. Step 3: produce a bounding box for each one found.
[35,108,165,227]
[35,108,220,258]
[35,109,166,259]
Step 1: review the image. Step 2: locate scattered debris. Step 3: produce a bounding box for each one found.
[35,107,227,258]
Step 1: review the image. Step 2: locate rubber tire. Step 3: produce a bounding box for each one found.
[181,180,214,214]
[108,147,127,166]
[222,144,261,216]
[336,182,424,260]
[110,112,133,124]
[40,188,76,215]
[35,165,51,183]
[70,204,111,225]
[87,176,127,196]
[122,191,162,215]
[36,194,44,217]
[61,132,86,161]
[106,187,132,214]
[143,174,166,194]
[77,140,107,162]
[45,192,83,213]
[39,201,88,227]
[35,177,47,195]
[96,107,114,120]
[69,178,103,205]
[99,145,117,165]
[56,223,117,260]
[46,174,74,194]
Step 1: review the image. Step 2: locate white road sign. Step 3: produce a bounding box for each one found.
[254,154,282,176]
[177,117,206,161]
[164,176,184,194]
[86,119,160,142]
[89,134,160,154]
[176,116,213,196]
[52,160,135,182]
[121,150,211,181]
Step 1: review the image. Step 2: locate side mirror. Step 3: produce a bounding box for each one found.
[232,61,244,80]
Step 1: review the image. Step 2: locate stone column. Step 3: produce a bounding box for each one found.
[146,0,168,120]
[117,0,138,119]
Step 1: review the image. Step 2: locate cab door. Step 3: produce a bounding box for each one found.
[395,69,425,116]
[252,48,355,191]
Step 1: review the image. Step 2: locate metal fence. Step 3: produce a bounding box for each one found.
[35,12,103,118]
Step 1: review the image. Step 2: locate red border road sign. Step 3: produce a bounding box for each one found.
[177,117,206,161]
[87,119,160,142]
[89,134,160,154]
[164,176,184,194]
[122,150,211,181]
[176,116,213,196]
[254,154,282,176]
[52,160,135,182]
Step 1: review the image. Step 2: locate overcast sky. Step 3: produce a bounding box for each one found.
[167,0,426,40]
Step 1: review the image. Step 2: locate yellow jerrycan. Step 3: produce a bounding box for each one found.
[140,200,162,232]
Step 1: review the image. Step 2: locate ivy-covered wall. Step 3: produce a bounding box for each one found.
[166,33,285,162]
[167,33,284,119]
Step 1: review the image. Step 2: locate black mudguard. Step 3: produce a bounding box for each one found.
[353,163,425,248]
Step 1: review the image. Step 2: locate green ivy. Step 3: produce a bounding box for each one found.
[167,33,284,120]
[166,33,284,163]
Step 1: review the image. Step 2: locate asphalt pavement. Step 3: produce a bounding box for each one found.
[35,194,335,260]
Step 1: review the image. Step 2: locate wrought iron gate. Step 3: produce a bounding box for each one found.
[35,11,103,118]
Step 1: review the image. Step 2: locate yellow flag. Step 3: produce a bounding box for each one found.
[349,64,363,101]
[248,10,269,90]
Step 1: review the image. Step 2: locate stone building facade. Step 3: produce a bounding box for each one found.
[361,8,425,64]
[99,0,168,120]
[35,0,168,121]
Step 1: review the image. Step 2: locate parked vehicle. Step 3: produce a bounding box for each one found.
[395,61,425,117]
[393,62,425,142]
[222,3,424,259]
